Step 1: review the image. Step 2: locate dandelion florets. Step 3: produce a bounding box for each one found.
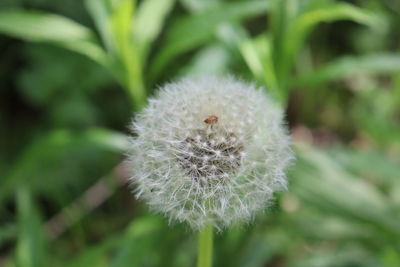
[127,76,294,230]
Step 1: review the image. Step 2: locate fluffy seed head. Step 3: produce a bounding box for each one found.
[127,76,294,230]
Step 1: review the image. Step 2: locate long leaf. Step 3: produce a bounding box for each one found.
[293,143,400,237]
[288,2,384,59]
[134,0,176,59]
[0,10,108,66]
[110,216,164,267]
[110,0,147,109]
[85,0,115,54]
[296,53,400,86]
[271,2,384,93]
[67,234,122,267]
[216,24,280,99]
[0,128,129,205]
[15,185,45,267]
[149,0,270,81]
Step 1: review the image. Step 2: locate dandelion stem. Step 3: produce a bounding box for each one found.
[197,225,213,267]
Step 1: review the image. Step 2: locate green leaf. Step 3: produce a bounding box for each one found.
[110,0,147,110]
[85,0,115,53]
[327,147,400,185]
[181,43,230,76]
[82,128,131,152]
[180,0,220,12]
[294,2,384,32]
[292,143,400,237]
[287,244,379,267]
[296,53,400,86]
[237,229,288,267]
[67,234,122,267]
[110,0,134,56]
[0,129,129,205]
[15,186,45,267]
[67,216,171,267]
[238,36,267,83]
[249,35,277,94]
[134,0,176,59]
[270,1,385,94]
[149,0,270,81]
[270,0,297,89]
[110,216,164,267]
[382,247,400,267]
[0,223,17,248]
[216,24,280,99]
[287,3,385,61]
[0,10,108,66]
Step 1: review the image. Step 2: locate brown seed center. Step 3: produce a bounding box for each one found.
[176,128,244,183]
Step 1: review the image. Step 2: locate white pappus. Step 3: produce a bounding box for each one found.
[127,76,294,230]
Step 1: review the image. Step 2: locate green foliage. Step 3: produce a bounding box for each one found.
[16,186,46,267]
[0,0,399,266]
[0,128,128,214]
[149,0,270,81]
[0,10,108,66]
[134,0,176,58]
[297,53,400,86]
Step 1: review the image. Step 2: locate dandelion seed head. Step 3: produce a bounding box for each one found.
[127,76,294,230]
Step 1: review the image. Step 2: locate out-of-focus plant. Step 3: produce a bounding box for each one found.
[1,0,400,266]
[0,0,173,110]
[214,0,388,103]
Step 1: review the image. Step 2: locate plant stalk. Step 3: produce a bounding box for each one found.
[197,225,213,267]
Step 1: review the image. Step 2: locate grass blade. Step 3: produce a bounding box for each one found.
[134,0,176,59]
[296,53,400,86]
[15,186,45,267]
[149,0,269,81]
[0,10,108,66]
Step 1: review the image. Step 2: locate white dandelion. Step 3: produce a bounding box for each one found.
[127,76,294,230]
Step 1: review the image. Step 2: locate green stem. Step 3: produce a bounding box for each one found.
[197,225,213,267]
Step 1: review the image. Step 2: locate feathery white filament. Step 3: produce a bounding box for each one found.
[127,76,293,230]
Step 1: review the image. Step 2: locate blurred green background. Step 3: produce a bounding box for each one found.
[1,0,400,266]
